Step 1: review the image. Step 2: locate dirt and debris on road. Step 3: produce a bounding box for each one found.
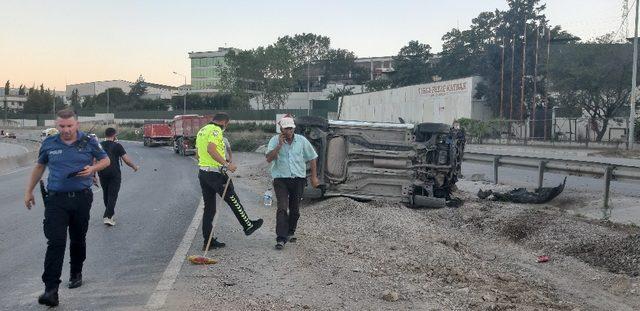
[165,152,639,311]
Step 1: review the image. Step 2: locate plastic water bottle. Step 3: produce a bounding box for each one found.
[263,190,273,208]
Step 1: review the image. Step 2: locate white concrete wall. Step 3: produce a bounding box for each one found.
[249,84,365,110]
[338,76,489,125]
[250,91,325,110]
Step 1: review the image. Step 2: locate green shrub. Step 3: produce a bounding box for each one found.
[230,137,261,152]
[457,118,503,143]
[226,122,276,133]
[117,128,143,141]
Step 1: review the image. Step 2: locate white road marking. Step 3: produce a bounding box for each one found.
[145,198,203,309]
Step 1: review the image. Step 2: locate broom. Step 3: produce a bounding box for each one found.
[187,172,231,265]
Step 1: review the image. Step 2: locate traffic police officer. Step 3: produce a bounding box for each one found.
[24,109,110,307]
[196,112,263,251]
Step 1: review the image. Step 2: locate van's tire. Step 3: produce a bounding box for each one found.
[415,123,451,134]
[414,123,451,142]
[177,138,185,156]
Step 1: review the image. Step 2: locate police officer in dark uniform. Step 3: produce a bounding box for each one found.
[24,109,110,307]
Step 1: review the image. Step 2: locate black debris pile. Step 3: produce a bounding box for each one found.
[477,178,566,204]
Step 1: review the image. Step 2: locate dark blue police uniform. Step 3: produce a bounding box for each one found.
[37,131,107,291]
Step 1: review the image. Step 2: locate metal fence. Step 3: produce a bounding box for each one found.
[463,151,640,209]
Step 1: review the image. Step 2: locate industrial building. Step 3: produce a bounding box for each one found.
[65,80,177,100]
[188,47,240,94]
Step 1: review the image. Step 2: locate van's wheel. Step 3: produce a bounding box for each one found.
[414,122,451,142]
[143,138,148,146]
[173,140,179,153]
[177,138,185,156]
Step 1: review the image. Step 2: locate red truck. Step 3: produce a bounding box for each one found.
[171,114,213,156]
[143,121,172,147]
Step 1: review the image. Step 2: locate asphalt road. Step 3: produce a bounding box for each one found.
[0,142,203,310]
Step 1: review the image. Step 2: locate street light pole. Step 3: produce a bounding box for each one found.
[173,71,187,114]
[630,0,639,149]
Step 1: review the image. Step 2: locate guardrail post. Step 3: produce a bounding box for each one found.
[602,166,612,209]
[493,156,501,184]
[537,161,547,189]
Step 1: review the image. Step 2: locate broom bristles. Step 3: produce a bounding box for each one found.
[187,255,218,265]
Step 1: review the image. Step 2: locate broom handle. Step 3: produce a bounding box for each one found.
[203,173,232,258]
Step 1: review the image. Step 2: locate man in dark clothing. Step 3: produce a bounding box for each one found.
[24,109,110,307]
[98,127,139,226]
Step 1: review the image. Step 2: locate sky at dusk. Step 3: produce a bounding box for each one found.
[0,0,627,90]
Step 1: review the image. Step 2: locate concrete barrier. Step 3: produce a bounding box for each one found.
[0,139,39,174]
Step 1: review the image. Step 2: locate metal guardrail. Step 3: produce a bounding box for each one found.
[463,151,640,208]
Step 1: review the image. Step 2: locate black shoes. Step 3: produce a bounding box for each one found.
[288,233,297,243]
[38,273,81,307]
[38,288,59,307]
[202,239,226,251]
[68,273,82,289]
[275,241,285,250]
[243,219,263,236]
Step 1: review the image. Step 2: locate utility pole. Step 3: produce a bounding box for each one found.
[630,0,639,149]
[521,19,528,144]
[532,24,540,139]
[500,37,505,119]
[510,35,515,120]
[520,20,527,122]
[173,71,187,114]
[544,27,551,140]
[307,60,311,116]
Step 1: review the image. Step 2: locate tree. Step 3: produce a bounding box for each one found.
[391,40,432,87]
[23,84,64,113]
[221,44,294,109]
[365,79,392,92]
[4,80,9,95]
[323,49,357,83]
[327,86,354,100]
[18,85,26,95]
[258,44,295,109]
[549,42,633,141]
[437,11,502,80]
[70,89,81,111]
[220,49,264,109]
[436,0,578,119]
[277,33,330,91]
[128,75,148,98]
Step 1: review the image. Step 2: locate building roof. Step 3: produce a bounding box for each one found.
[1,95,28,102]
[66,79,178,90]
[189,47,241,59]
[355,56,394,62]
[144,82,178,90]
